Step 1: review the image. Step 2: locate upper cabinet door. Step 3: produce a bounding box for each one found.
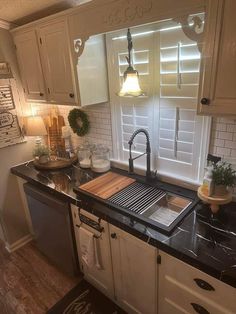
[77,34,109,106]
[198,0,236,115]
[14,30,46,102]
[38,20,77,104]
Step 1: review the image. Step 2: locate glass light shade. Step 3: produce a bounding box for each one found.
[118,69,145,97]
[25,116,47,136]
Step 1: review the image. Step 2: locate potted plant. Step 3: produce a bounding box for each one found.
[33,144,50,164]
[212,161,236,195]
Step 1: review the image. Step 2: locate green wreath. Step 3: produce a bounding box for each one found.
[68,108,90,137]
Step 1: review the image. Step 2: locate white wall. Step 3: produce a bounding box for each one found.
[0,27,33,245]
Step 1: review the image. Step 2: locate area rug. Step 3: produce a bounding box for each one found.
[47,279,126,314]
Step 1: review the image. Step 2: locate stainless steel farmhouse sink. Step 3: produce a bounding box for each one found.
[108,181,196,234]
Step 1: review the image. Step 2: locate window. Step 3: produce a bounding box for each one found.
[106,18,210,184]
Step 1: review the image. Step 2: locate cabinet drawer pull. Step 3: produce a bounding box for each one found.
[69,93,74,98]
[39,92,44,97]
[191,303,210,314]
[201,98,210,105]
[194,278,215,291]
[111,233,117,239]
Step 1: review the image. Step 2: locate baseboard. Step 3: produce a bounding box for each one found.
[5,234,33,253]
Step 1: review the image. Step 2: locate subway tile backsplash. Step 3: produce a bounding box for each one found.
[210,117,236,163]
[31,102,113,152]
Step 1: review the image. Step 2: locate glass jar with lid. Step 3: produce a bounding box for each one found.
[77,142,95,168]
[91,144,110,173]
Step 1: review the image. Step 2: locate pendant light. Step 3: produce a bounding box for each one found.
[118,29,145,97]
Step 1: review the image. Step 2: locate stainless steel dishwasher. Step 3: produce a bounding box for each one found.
[24,183,78,276]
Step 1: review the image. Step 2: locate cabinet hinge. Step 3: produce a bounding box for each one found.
[157,255,161,264]
[47,87,50,94]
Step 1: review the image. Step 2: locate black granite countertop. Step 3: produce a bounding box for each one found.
[11,160,98,203]
[11,161,236,288]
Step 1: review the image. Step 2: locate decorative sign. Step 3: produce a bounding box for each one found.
[0,85,15,110]
[0,112,14,129]
[0,78,24,149]
[0,111,22,148]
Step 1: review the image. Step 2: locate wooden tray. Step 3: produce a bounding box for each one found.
[33,156,78,170]
[79,171,135,199]
[197,185,232,213]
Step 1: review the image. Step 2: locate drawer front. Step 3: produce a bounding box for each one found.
[159,298,187,314]
[159,277,233,314]
[159,251,236,313]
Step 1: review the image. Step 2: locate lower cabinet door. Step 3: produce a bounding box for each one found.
[74,209,115,300]
[109,225,157,314]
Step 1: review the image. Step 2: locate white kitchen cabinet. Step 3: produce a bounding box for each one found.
[77,34,109,106]
[38,19,77,104]
[71,206,114,299]
[159,251,236,314]
[12,17,109,106]
[198,0,236,115]
[109,224,157,314]
[14,30,46,102]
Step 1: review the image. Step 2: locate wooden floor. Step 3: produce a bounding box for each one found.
[0,241,80,314]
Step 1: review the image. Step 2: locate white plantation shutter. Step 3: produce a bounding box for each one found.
[106,17,206,181]
[157,24,204,180]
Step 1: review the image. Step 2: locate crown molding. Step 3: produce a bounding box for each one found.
[0,19,15,30]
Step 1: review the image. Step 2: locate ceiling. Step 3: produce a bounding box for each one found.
[0,0,90,26]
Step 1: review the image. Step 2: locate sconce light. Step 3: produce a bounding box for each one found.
[118,29,145,97]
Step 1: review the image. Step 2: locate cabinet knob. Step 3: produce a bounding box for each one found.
[191,303,210,314]
[194,278,215,291]
[39,92,44,97]
[69,93,74,98]
[201,98,210,105]
[111,233,117,239]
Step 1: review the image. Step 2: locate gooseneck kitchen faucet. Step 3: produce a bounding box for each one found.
[128,128,151,179]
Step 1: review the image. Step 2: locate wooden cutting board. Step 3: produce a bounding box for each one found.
[79,171,135,199]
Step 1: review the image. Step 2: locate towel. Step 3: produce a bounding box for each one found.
[79,227,94,267]
[94,237,102,270]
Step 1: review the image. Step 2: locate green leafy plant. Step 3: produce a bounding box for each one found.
[212,161,236,187]
[33,145,50,157]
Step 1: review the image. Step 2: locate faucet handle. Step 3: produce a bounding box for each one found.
[152,169,158,179]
